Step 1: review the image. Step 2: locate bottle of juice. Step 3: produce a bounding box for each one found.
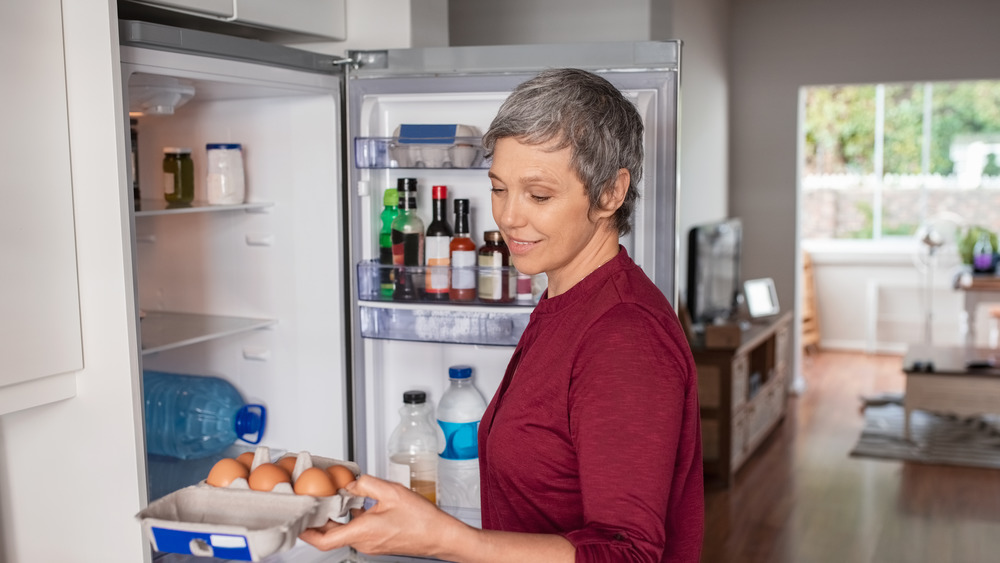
[449,199,477,302]
[387,390,440,503]
[425,185,453,300]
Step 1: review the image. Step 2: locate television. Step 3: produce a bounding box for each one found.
[686,218,742,326]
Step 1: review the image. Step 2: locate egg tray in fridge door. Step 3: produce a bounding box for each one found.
[136,447,364,561]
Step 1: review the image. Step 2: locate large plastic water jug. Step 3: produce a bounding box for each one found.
[143,371,266,460]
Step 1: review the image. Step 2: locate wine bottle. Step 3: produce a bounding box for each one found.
[392,178,425,300]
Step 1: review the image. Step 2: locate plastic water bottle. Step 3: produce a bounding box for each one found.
[436,365,487,509]
[143,371,266,460]
[388,390,440,503]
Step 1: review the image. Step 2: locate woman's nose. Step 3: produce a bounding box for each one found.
[495,194,525,230]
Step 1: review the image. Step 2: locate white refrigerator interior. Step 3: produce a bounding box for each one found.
[122,43,351,501]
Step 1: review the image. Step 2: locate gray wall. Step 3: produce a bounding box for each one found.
[448,0,731,295]
[730,0,1000,335]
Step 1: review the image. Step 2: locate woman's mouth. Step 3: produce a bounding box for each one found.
[506,237,536,255]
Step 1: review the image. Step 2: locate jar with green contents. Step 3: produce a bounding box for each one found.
[162,147,194,204]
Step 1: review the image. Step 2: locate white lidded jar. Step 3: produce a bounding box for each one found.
[205,143,245,204]
[436,365,486,509]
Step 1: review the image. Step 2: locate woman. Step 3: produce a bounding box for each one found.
[301,68,704,562]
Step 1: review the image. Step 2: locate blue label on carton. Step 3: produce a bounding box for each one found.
[152,527,251,561]
[397,124,459,144]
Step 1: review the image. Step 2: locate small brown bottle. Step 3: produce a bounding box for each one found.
[478,230,513,303]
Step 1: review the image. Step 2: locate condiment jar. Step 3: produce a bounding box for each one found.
[162,147,194,204]
[478,230,513,303]
[205,143,246,205]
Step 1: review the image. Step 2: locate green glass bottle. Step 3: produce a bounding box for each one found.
[379,188,400,297]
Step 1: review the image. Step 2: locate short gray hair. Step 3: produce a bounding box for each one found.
[483,68,643,236]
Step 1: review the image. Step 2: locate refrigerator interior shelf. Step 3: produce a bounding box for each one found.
[354,137,488,169]
[359,303,530,346]
[135,199,274,217]
[140,311,276,355]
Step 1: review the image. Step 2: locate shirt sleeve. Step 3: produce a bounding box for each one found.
[563,303,694,563]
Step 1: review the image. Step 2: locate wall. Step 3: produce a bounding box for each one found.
[448,0,731,293]
[730,0,1000,353]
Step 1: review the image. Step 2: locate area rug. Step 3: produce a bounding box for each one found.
[850,396,1000,470]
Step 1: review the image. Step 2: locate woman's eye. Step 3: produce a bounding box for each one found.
[490,187,506,195]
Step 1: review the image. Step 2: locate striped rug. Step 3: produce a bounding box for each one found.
[850,401,1000,469]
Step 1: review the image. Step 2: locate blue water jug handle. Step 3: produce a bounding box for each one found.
[235,404,266,444]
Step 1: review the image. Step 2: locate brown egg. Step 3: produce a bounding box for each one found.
[206,458,249,488]
[326,464,356,491]
[293,467,336,497]
[275,455,297,474]
[235,451,255,470]
[248,462,292,492]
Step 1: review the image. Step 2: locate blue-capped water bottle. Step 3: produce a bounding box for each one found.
[436,365,486,509]
[143,371,266,460]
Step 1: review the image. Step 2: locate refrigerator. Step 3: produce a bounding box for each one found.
[119,19,679,561]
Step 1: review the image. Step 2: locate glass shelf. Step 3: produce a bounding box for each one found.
[357,260,536,345]
[358,302,530,346]
[354,137,488,169]
[134,199,274,217]
[140,311,276,355]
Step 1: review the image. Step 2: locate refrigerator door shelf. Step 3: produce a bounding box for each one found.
[354,137,488,169]
[359,303,529,346]
[357,260,537,306]
[135,199,274,217]
[140,311,277,355]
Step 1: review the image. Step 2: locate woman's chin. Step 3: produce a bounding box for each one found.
[510,256,543,276]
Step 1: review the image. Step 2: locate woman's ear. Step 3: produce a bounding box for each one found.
[598,168,630,216]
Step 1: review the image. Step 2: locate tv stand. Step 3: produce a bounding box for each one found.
[691,311,792,486]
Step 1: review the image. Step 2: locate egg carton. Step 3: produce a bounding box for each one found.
[136,446,364,561]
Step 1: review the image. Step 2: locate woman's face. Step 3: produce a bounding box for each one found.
[488,137,622,296]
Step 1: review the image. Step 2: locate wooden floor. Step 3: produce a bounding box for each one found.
[702,350,1000,563]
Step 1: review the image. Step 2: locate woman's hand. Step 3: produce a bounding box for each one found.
[298,474,467,558]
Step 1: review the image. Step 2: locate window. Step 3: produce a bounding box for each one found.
[800,80,1000,242]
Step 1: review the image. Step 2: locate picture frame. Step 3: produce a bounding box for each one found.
[744,277,780,318]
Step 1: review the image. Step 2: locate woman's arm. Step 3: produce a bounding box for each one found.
[299,475,575,563]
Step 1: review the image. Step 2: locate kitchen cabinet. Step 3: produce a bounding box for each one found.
[0,0,82,415]
[694,312,792,485]
[118,0,347,41]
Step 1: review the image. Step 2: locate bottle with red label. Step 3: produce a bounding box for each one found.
[425,185,453,300]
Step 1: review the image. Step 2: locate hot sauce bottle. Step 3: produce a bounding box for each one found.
[449,199,477,302]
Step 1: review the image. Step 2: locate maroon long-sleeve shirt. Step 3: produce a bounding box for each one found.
[478,248,704,562]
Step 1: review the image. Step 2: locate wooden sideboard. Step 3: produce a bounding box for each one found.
[691,312,792,485]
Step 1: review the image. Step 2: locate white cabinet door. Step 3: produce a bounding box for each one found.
[237,0,346,40]
[126,0,233,17]
[0,0,81,413]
